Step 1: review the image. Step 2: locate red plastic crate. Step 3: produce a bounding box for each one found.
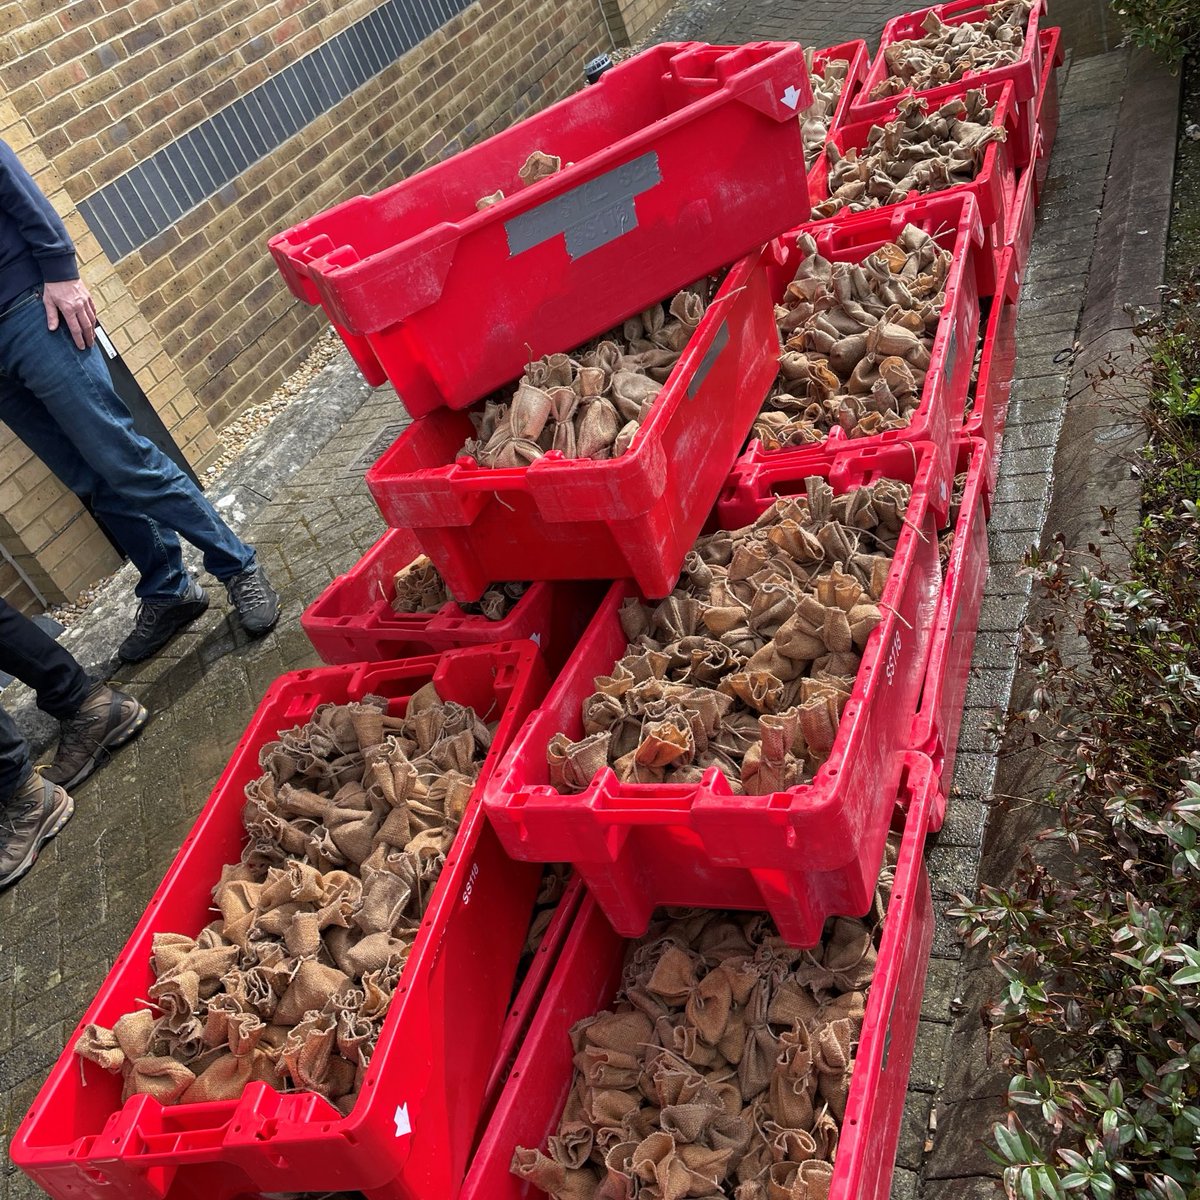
[482,443,942,946]
[911,437,991,827]
[1007,158,1036,280]
[12,645,550,1200]
[965,244,1020,482]
[850,0,1046,168]
[814,40,870,132]
[805,40,871,190]
[269,42,812,419]
[365,251,781,601]
[1033,27,1063,198]
[810,79,1019,296]
[733,191,985,524]
[464,752,937,1200]
[301,527,599,672]
[479,875,585,1128]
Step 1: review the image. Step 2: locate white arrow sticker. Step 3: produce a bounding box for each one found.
[394,1102,412,1137]
[780,84,803,110]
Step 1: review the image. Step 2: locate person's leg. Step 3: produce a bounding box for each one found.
[0,703,30,805]
[0,702,73,890]
[0,599,149,787]
[0,705,73,888]
[44,680,149,791]
[0,300,257,588]
[0,373,190,602]
[0,598,89,718]
[0,379,211,658]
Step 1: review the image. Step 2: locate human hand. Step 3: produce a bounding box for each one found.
[43,278,98,350]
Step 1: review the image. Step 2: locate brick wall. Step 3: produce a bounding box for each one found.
[601,0,675,45]
[0,0,615,612]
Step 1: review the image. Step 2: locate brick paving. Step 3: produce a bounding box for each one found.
[0,4,1175,1197]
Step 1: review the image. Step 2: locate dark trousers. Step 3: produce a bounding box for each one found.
[0,598,90,804]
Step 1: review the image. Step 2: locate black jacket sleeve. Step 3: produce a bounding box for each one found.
[0,139,79,282]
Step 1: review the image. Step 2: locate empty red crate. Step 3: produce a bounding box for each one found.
[911,437,992,827]
[732,191,985,523]
[810,79,1019,295]
[365,251,780,601]
[12,645,550,1200]
[482,442,942,946]
[464,751,938,1200]
[268,42,812,419]
[1033,28,1063,197]
[850,0,1046,168]
[805,40,871,189]
[301,527,599,671]
[965,244,1020,481]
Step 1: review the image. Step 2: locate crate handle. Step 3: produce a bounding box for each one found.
[665,43,734,88]
[918,0,994,22]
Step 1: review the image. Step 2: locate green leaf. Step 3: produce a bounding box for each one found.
[1158,1055,1192,1073]
[1154,1174,1187,1200]
[1079,1082,1112,1107]
[1038,1165,1066,1200]
[995,1122,1024,1165]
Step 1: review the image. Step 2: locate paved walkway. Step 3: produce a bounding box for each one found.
[0,4,1179,1197]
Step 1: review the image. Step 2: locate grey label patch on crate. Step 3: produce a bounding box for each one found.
[943,325,959,386]
[505,153,662,260]
[347,421,410,474]
[687,320,730,398]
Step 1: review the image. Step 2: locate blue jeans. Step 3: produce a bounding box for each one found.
[0,597,92,804]
[0,287,255,602]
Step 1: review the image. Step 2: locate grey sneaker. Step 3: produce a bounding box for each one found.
[225,564,280,636]
[119,578,209,663]
[43,682,150,790]
[0,774,74,890]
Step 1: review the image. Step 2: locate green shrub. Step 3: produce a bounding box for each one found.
[1111,0,1200,64]
[950,280,1200,1200]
